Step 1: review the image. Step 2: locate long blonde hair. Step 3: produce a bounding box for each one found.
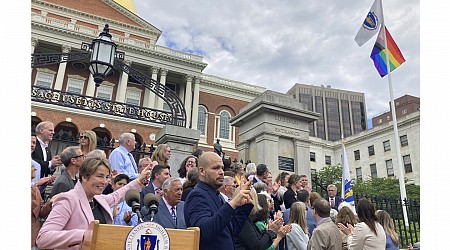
[80,130,97,154]
[288,202,309,236]
[376,210,399,246]
[151,144,169,166]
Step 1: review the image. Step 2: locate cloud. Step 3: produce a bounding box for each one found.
[135,0,420,118]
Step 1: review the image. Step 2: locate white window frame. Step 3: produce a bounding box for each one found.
[383,140,391,152]
[370,163,377,178]
[218,110,231,140]
[96,81,114,100]
[125,87,142,106]
[214,110,235,148]
[402,108,408,115]
[356,167,362,180]
[197,105,208,135]
[34,69,56,88]
[386,159,394,177]
[403,155,412,173]
[66,76,86,95]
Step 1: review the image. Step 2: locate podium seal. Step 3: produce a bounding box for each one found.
[125,221,170,250]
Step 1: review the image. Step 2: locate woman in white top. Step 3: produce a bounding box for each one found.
[286,201,309,250]
[338,199,386,250]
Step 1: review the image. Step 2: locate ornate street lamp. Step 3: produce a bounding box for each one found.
[85,24,118,86]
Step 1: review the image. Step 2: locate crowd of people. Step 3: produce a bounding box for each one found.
[31,120,416,250]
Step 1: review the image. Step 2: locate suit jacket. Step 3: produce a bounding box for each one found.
[36,179,142,250]
[32,139,55,177]
[234,218,275,250]
[184,181,253,250]
[50,169,77,198]
[326,196,344,211]
[151,197,186,229]
[31,185,52,247]
[283,188,299,209]
[307,218,342,250]
[140,180,156,216]
[347,222,386,250]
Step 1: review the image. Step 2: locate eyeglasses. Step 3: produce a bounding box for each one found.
[73,154,84,159]
[226,184,238,188]
[79,136,88,140]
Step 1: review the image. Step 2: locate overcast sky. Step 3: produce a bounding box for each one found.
[135,0,419,124]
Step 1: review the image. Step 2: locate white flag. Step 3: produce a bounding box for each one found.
[341,143,356,213]
[355,0,384,47]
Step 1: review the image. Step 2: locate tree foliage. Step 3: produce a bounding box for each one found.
[315,165,420,201]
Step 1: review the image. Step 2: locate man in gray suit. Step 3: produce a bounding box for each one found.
[50,146,85,198]
[307,198,342,250]
[150,177,186,229]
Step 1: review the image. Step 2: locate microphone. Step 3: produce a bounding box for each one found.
[143,193,159,221]
[125,189,143,222]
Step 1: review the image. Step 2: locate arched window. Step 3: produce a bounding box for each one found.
[51,122,79,155]
[31,116,42,133]
[219,111,230,140]
[197,106,207,136]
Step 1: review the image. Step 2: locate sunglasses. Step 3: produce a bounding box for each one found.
[73,154,84,159]
[79,135,88,140]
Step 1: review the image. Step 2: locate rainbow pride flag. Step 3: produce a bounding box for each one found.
[370,26,405,77]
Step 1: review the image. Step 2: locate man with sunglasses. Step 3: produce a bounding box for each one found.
[49,146,85,198]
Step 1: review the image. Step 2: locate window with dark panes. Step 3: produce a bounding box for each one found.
[386,159,394,177]
[325,155,331,165]
[383,140,391,152]
[354,150,360,161]
[370,164,377,178]
[310,152,316,162]
[400,135,408,147]
[368,145,375,156]
[356,167,362,180]
[403,155,412,173]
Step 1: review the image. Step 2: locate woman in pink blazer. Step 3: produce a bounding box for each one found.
[36,156,151,250]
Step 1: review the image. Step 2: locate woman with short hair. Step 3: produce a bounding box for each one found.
[36,157,151,249]
[283,174,301,209]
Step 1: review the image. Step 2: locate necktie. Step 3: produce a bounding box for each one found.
[330,198,335,208]
[171,206,177,224]
[128,153,138,173]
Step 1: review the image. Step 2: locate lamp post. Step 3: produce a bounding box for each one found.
[31,23,186,127]
[87,24,118,86]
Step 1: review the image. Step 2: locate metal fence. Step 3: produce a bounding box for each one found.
[312,175,420,248]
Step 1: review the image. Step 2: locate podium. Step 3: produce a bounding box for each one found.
[81,220,200,250]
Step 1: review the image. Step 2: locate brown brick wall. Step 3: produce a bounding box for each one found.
[46,13,71,22]
[32,107,160,145]
[199,91,250,161]
[43,0,139,26]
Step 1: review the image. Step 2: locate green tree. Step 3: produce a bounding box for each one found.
[353,177,420,201]
[314,165,420,201]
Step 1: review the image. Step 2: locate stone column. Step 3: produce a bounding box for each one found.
[294,138,312,185]
[184,75,193,128]
[157,68,168,110]
[115,59,131,103]
[31,37,38,54]
[155,125,200,177]
[85,74,96,97]
[191,77,200,130]
[31,37,39,75]
[144,66,159,108]
[53,45,71,91]
[237,141,250,165]
[255,133,279,173]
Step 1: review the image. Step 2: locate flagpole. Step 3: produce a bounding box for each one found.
[379,0,409,226]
